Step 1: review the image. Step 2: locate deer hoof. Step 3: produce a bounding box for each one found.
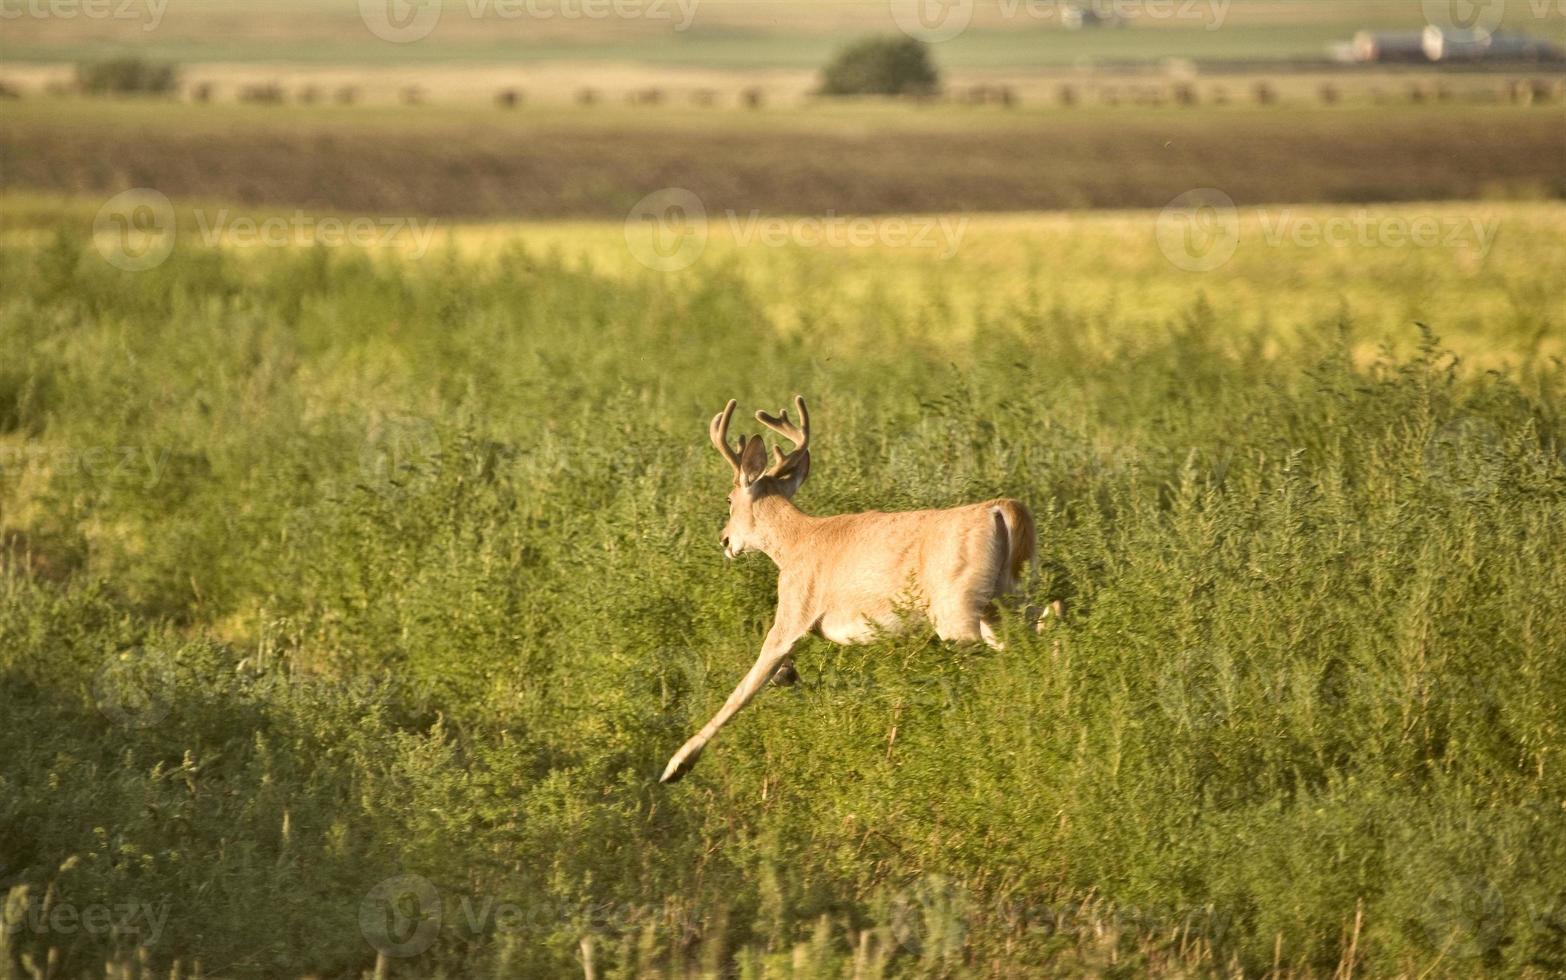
[660,748,701,784]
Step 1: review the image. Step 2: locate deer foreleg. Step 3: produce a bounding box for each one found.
[660,623,801,784]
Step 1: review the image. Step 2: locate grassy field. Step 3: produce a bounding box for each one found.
[1,0,1563,67]
[1,196,1564,977]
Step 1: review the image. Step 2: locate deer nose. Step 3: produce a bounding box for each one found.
[720,534,730,552]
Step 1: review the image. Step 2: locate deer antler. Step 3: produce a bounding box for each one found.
[756,395,809,475]
[710,399,744,477]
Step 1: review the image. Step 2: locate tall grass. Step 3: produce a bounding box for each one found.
[1,227,1563,978]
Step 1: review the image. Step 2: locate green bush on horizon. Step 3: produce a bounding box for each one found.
[818,37,940,97]
[75,58,180,96]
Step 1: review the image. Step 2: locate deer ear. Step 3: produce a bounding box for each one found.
[738,434,769,486]
[774,450,810,498]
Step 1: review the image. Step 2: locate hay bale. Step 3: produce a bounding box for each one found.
[1252,81,1277,105]
[335,86,360,106]
[741,86,765,108]
[1508,79,1539,105]
[960,84,1015,106]
[1057,84,1078,107]
[576,87,600,106]
[496,88,522,108]
[1317,83,1340,105]
[239,83,285,105]
[1512,79,1555,104]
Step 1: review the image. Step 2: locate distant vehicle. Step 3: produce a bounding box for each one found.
[1063,5,1123,30]
[1346,27,1565,64]
[1349,31,1428,63]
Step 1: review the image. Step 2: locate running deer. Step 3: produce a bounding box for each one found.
[660,396,1040,783]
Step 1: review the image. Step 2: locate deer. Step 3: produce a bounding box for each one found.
[660,395,1042,784]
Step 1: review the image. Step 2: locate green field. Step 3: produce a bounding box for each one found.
[2,198,1564,977]
[4,2,1565,975]
[1,0,1563,67]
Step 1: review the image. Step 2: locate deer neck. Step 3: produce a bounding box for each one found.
[751,493,814,567]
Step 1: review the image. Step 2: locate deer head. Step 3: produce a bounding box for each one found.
[710,396,811,559]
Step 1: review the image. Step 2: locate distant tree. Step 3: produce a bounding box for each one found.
[76,58,179,96]
[818,37,939,97]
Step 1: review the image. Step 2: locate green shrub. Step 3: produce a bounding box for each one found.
[818,36,940,97]
[75,58,179,96]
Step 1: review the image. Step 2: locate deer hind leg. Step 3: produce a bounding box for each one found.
[934,559,1010,649]
[771,657,799,686]
[969,508,1015,650]
[935,610,1004,651]
[932,590,995,647]
[979,619,1004,650]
